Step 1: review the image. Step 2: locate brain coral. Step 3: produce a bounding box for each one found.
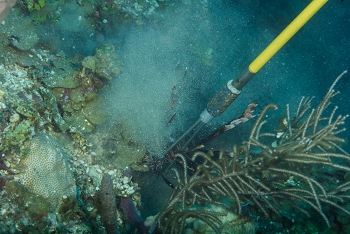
[19,132,76,210]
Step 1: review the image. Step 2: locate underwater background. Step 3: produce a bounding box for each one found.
[0,0,350,233]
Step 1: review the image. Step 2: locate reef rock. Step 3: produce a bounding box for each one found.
[82,44,123,81]
[2,9,39,51]
[41,58,79,89]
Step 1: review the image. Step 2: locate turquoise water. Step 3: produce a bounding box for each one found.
[0,0,350,233]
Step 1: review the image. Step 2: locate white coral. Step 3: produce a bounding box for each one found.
[18,132,76,210]
[115,174,137,197]
[0,64,34,105]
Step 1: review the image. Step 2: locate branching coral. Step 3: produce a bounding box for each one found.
[155,71,350,233]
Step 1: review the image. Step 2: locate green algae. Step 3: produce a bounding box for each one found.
[290,220,323,234]
[81,56,96,72]
[58,196,85,222]
[62,97,106,133]
[4,120,32,148]
[41,68,79,89]
[70,88,85,103]
[40,87,70,132]
[82,44,124,81]
[24,0,46,12]
[64,112,94,133]
[16,104,37,118]
[4,181,85,231]
[37,45,123,133]
[83,98,106,125]
[60,89,106,133]
[5,181,51,219]
[106,125,147,169]
[84,90,98,102]
[40,57,79,89]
